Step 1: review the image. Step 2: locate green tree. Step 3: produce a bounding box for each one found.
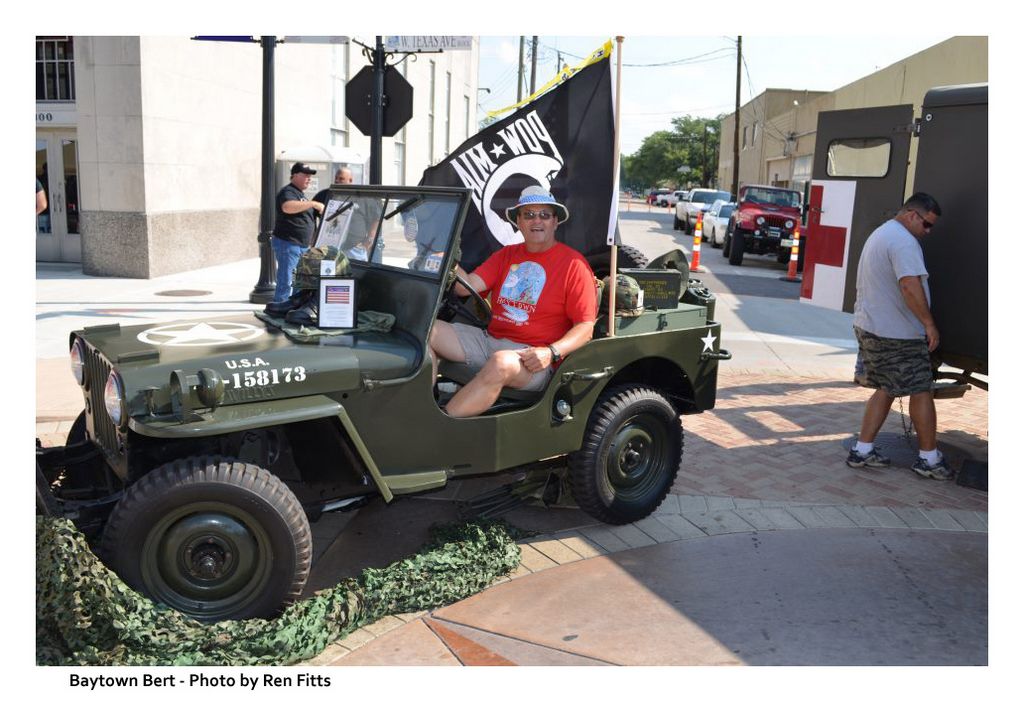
[622,131,688,191]
[622,115,727,191]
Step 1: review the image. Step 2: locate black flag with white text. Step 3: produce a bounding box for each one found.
[420,44,618,271]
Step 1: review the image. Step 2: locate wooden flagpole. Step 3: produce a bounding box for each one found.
[608,36,624,338]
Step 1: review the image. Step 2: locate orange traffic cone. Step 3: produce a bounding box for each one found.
[689,212,703,271]
[780,223,802,282]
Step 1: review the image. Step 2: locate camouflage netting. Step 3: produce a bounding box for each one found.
[36,516,523,666]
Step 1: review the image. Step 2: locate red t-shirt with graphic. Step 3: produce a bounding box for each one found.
[473,242,597,347]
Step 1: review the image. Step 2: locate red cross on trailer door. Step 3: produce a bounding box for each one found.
[800,104,914,312]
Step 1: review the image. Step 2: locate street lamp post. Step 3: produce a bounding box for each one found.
[250,36,278,304]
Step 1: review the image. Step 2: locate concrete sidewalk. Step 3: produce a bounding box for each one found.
[35,253,989,667]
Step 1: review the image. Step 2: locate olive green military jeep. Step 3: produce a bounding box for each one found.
[36,185,729,622]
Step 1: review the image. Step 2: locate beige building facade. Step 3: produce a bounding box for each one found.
[35,36,480,278]
[717,36,988,198]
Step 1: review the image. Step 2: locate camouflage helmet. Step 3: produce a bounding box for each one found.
[599,274,644,317]
[293,246,351,291]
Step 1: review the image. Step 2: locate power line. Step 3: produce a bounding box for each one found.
[539,41,735,68]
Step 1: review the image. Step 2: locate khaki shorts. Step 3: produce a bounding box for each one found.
[451,323,553,392]
[854,326,933,397]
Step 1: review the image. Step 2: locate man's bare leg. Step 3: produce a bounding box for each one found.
[858,388,896,443]
[908,391,937,451]
[445,350,532,418]
[428,321,465,382]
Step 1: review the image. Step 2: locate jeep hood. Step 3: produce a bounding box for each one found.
[73,313,422,416]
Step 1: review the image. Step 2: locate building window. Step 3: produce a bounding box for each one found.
[394,142,406,185]
[428,61,436,164]
[444,71,452,157]
[330,45,349,146]
[742,126,748,149]
[464,94,471,140]
[36,36,75,102]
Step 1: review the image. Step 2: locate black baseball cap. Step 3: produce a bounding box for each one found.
[290,162,317,175]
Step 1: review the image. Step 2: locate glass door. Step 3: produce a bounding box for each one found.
[36,131,81,263]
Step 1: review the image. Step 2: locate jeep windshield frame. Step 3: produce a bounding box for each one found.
[316,185,471,280]
[741,187,801,209]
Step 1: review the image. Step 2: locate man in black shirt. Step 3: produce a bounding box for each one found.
[271,162,324,302]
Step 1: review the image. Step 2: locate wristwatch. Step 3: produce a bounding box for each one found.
[548,344,562,363]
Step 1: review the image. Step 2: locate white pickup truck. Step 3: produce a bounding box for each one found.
[674,188,732,233]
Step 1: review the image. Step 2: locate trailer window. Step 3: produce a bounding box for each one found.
[826,138,891,178]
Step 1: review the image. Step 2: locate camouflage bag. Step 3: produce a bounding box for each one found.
[293,246,351,291]
[599,274,645,317]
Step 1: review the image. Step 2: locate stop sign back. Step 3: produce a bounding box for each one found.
[345,66,414,137]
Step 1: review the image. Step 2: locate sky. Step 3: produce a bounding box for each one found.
[477,35,952,156]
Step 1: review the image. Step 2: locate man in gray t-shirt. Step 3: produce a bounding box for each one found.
[847,193,952,480]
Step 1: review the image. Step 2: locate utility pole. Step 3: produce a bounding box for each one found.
[732,36,741,198]
[517,36,525,102]
[530,36,538,93]
[702,126,709,187]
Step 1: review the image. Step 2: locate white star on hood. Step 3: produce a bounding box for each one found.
[138,322,264,347]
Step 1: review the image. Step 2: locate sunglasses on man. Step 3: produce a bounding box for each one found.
[519,210,555,221]
[913,210,935,229]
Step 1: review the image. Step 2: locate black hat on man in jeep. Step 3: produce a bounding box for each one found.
[505,186,570,225]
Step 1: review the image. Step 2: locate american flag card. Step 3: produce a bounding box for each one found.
[318,278,357,328]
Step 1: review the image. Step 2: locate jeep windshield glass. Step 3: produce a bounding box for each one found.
[315,191,461,277]
[742,188,801,208]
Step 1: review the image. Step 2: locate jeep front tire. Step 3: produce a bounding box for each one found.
[728,229,745,266]
[99,456,312,622]
[568,385,683,524]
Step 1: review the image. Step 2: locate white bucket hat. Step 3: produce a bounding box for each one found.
[505,185,570,225]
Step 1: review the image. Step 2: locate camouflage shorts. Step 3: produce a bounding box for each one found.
[854,327,933,397]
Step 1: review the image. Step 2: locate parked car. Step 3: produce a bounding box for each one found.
[703,200,736,247]
[648,188,670,205]
[723,184,803,267]
[665,190,688,207]
[655,189,676,207]
[674,188,731,232]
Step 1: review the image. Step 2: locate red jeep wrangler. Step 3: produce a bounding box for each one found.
[724,184,803,268]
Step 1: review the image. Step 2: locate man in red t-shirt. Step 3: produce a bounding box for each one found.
[430,186,597,417]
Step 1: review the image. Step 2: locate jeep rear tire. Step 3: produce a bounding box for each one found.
[728,229,745,266]
[99,456,312,622]
[568,385,683,525]
[590,245,649,278]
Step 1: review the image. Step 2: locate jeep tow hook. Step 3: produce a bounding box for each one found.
[701,348,732,362]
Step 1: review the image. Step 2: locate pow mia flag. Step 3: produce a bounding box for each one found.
[420,44,618,271]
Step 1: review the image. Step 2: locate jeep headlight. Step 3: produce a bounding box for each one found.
[756,216,766,226]
[104,371,127,427]
[70,338,86,386]
[785,220,795,229]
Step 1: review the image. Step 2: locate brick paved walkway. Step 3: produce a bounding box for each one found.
[675,370,988,512]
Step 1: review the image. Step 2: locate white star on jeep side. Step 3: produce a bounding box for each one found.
[137,322,264,347]
[700,330,717,353]
[489,143,506,159]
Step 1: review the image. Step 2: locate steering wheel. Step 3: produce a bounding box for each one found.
[439,271,492,328]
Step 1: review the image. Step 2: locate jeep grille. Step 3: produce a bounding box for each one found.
[84,346,119,456]
[765,215,790,229]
